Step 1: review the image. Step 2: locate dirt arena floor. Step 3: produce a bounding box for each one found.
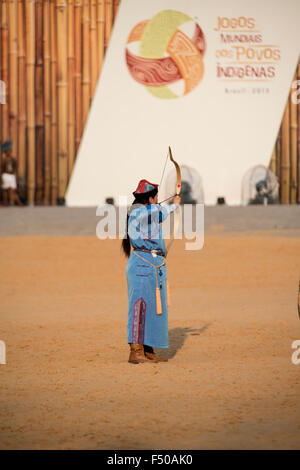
[0,207,300,449]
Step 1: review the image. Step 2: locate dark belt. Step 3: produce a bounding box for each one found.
[133,248,166,258]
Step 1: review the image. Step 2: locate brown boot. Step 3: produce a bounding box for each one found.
[128,343,151,364]
[144,345,168,362]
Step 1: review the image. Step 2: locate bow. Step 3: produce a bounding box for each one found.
[158,146,181,256]
[168,146,181,198]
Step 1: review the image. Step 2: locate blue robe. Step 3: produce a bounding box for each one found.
[126,203,177,348]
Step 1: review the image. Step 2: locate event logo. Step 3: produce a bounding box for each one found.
[214,16,281,83]
[125,9,206,99]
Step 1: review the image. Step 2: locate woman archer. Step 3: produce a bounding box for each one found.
[122,179,181,364]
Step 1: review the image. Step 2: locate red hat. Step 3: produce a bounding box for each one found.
[133,179,158,196]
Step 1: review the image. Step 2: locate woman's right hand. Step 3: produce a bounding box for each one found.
[173,195,181,206]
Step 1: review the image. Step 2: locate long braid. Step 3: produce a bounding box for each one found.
[121,212,131,258]
[121,188,158,258]
[121,197,139,258]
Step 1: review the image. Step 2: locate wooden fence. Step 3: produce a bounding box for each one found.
[0,0,119,204]
[270,64,300,203]
[0,1,299,204]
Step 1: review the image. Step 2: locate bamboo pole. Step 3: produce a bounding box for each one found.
[0,1,2,190]
[50,0,58,204]
[82,0,90,128]
[67,0,75,178]
[0,1,2,151]
[74,0,82,153]
[269,145,276,174]
[8,0,18,161]
[96,0,104,76]
[43,0,51,204]
[1,0,9,155]
[290,70,298,204]
[56,0,68,203]
[104,0,113,49]
[297,58,300,203]
[276,124,282,185]
[280,97,290,204]
[90,0,98,97]
[113,0,119,21]
[35,0,44,204]
[17,0,26,200]
[25,0,36,205]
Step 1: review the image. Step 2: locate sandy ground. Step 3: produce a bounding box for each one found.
[0,232,299,449]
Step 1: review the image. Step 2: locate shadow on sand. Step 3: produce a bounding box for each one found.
[156,324,211,360]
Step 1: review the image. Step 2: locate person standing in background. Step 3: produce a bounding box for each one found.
[1,140,23,206]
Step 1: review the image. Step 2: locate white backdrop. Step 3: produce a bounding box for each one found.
[66,0,300,206]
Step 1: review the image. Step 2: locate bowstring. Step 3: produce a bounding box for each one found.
[158,149,170,204]
[158,194,175,204]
